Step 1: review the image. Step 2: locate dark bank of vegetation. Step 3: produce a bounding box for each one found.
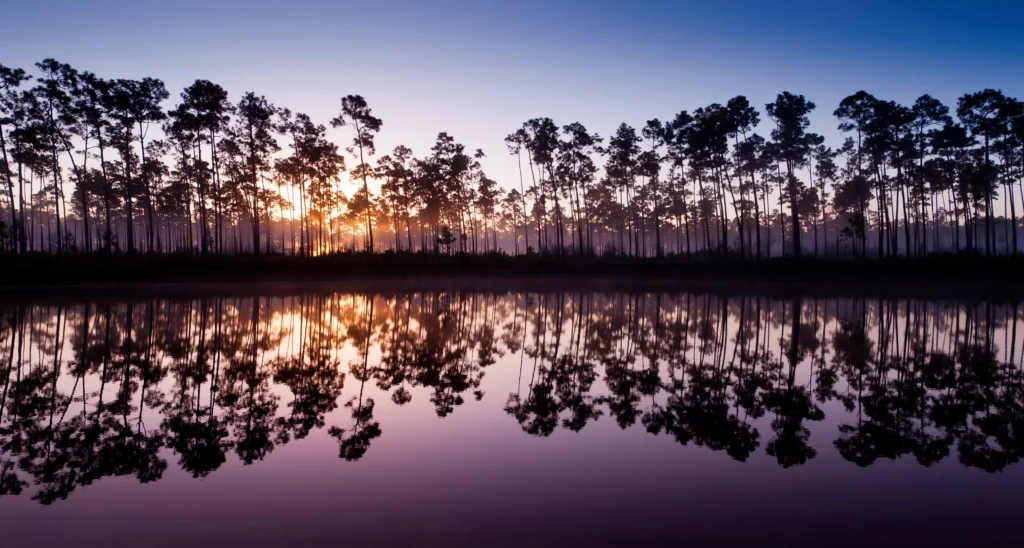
[2,59,1024,264]
[5,251,1024,288]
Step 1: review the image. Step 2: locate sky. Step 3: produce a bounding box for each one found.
[2,0,1023,191]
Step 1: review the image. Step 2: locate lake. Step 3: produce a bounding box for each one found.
[1,285,1022,547]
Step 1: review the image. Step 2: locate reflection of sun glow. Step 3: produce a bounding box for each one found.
[20,292,1024,484]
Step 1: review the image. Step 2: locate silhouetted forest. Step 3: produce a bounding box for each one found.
[2,290,1023,505]
[3,60,1024,260]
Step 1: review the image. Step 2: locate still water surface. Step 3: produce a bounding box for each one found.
[1,287,1023,546]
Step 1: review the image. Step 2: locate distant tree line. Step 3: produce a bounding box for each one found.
[1,59,1023,258]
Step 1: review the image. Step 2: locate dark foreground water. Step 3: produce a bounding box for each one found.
[1,287,1023,547]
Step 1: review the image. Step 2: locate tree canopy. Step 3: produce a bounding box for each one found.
[1,59,1023,259]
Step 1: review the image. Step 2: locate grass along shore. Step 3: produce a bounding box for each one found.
[3,252,1024,288]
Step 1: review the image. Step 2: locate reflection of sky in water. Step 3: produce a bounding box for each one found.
[1,292,1023,547]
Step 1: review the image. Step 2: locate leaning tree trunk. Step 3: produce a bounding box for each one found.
[0,128,17,252]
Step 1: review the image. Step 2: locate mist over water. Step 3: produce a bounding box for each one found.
[1,287,1023,546]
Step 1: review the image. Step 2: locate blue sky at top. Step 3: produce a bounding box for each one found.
[2,0,1022,187]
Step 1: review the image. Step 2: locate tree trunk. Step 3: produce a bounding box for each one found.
[788,170,801,258]
[0,128,17,252]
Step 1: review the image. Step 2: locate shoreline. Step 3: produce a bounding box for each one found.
[4,253,1024,300]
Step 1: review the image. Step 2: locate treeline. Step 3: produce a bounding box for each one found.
[2,292,1023,504]
[1,59,1023,258]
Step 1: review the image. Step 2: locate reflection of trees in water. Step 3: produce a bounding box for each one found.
[1,292,1024,503]
[0,304,167,504]
[506,294,602,436]
[330,295,380,461]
